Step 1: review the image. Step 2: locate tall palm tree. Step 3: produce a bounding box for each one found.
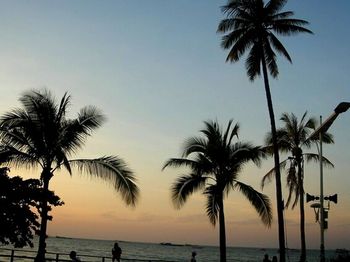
[0,90,139,262]
[262,112,333,262]
[217,1,312,260]
[163,120,272,262]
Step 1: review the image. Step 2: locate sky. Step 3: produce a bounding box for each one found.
[0,0,350,250]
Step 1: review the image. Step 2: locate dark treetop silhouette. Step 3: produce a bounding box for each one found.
[217,1,312,261]
[0,89,139,262]
[262,112,333,261]
[163,120,272,262]
[0,167,63,248]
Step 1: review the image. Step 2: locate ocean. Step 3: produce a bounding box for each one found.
[0,237,337,262]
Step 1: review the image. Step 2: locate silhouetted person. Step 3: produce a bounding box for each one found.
[272,256,278,262]
[190,251,197,262]
[112,242,122,262]
[263,254,271,262]
[69,251,81,262]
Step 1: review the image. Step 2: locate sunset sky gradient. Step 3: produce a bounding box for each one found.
[0,0,350,250]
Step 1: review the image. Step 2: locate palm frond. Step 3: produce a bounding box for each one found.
[0,145,39,169]
[284,163,298,208]
[217,18,247,33]
[56,92,71,123]
[223,120,239,146]
[221,0,254,17]
[272,23,313,36]
[204,184,220,226]
[77,106,106,134]
[268,32,292,62]
[69,156,139,206]
[263,40,279,78]
[171,174,207,209]
[270,11,294,20]
[321,132,334,144]
[182,137,207,157]
[58,107,105,156]
[234,181,272,227]
[285,178,298,209]
[201,120,220,139]
[224,29,255,63]
[304,153,334,168]
[162,158,204,172]
[261,159,288,189]
[52,150,72,175]
[246,43,262,80]
[291,184,300,209]
[0,109,30,129]
[230,143,265,167]
[265,0,288,15]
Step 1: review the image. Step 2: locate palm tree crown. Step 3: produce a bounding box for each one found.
[0,89,139,261]
[0,89,138,204]
[217,0,312,80]
[262,112,333,207]
[163,120,272,262]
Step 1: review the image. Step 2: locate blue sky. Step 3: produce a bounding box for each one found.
[0,0,350,249]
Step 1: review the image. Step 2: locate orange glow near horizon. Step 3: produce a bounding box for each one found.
[12,160,350,250]
[1,0,350,252]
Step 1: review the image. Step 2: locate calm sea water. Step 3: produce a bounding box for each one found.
[0,237,337,262]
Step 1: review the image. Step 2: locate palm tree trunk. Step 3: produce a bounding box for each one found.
[218,195,226,262]
[35,169,52,262]
[298,160,306,262]
[261,56,286,262]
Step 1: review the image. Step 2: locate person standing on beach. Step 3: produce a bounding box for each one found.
[69,251,81,262]
[263,254,271,262]
[112,242,122,262]
[190,251,197,262]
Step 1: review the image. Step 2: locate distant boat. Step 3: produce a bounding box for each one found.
[160,242,202,248]
[160,242,185,247]
[55,236,73,239]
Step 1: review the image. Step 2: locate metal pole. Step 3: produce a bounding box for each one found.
[10,250,14,262]
[319,116,325,262]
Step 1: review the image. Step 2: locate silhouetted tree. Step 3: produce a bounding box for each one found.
[0,89,139,262]
[163,120,272,262]
[0,167,63,248]
[262,112,333,261]
[217,1,312,261]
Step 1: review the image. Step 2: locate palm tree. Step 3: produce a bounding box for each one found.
[163,120,272,262]
[217,1,312,261]
[262,112,333,262]
[0,89,139,262]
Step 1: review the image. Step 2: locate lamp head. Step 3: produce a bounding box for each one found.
[334,102,350,114]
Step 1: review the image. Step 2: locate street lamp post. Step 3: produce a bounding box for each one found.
[308,102,350,262]
[319,115,325,262]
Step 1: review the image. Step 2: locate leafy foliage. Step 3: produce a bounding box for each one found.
[0,167,63,248]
